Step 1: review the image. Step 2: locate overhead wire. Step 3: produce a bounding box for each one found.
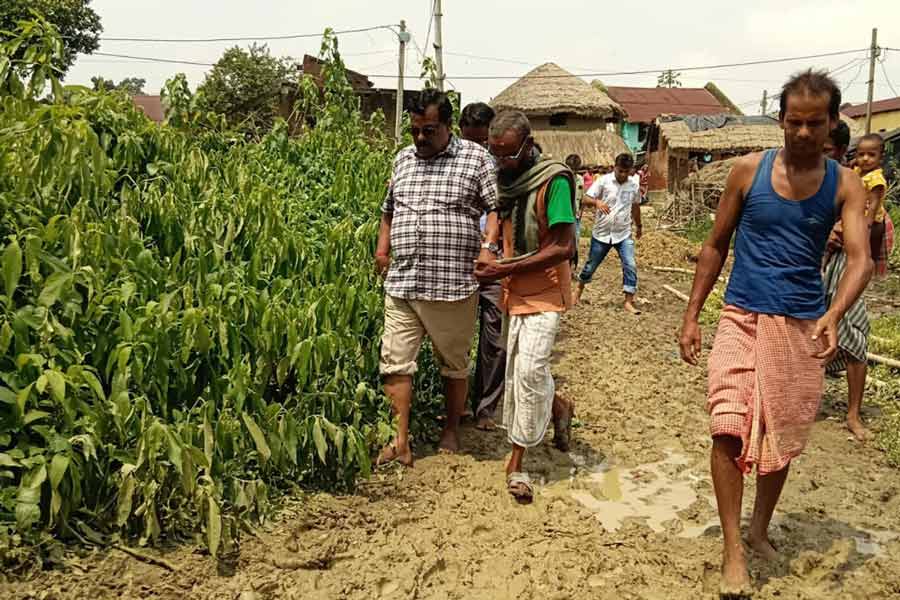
[98,24,396,43]
[366,48,869,80]
[423,0,436,55]
[878,50,899,97]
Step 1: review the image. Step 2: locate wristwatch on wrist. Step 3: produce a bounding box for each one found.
[481,241,500,254]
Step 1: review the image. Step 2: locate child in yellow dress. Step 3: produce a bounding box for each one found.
[855,133,893,277]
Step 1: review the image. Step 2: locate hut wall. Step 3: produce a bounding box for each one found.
[530,116,611,133]
[668,155,691,191]
[647,138,669,192]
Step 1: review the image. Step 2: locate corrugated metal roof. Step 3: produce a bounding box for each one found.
[842,96,900,118]
[132,95,164,123]
[605,86,727,124]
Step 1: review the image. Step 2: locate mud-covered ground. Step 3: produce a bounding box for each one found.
[4,232,900,600]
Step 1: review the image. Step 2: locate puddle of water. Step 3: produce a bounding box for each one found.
[851,530,900,556]
[544,452,713,536]
[549,452,900,553]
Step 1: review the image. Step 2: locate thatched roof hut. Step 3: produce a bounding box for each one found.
[534,129,629,167]
[658,118,783,154]
[491,63,623,119]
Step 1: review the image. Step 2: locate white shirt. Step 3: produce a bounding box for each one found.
[586,173,641,244]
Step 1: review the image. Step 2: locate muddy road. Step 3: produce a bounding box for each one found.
[4,232,900,599]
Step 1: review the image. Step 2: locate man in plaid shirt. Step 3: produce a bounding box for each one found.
[375,89,500,466]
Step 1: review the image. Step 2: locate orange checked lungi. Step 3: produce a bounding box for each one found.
[707,305,827,475]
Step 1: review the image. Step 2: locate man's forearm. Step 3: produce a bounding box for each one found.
[376,213,392,256]
[483,211,500,245]
[684,244,728,321]
[631,204,642,228]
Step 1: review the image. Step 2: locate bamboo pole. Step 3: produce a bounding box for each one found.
[662,284,690,302]
[867,352,900,369]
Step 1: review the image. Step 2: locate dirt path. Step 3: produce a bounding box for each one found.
[5,236,900,600]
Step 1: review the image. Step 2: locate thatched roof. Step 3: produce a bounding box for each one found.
[534,129,630,167]
[491,63,623,119]
[659,119,783,153]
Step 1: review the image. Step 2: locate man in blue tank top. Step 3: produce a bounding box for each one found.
[677,70,872,596]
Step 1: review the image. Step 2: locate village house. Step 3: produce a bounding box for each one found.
[842,96,900,133]
[651,115,783,192]
[605,84,741,156]
[131,95,165,123]
[490,63,628,167]
[290,55,420,136]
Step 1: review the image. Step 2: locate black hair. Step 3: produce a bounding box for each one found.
[829,120,851,148]
[459,102,495,128]
[859,132,885,153]
[615,153,635,169]
[779,69,841,119]
[409,89,453,124]
[565,154,582,170]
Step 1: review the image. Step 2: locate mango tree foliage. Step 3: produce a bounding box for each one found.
[0,20,443,567]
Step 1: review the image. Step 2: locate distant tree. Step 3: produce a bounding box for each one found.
[591,79,609,94]
[116,77,146,95]
[90,75,116,92]
[1,0,102,77]
[91,76,147,95]
[196,44,298,136]
[657,69,682,88]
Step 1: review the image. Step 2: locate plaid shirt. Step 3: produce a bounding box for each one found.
[382,136,499,301]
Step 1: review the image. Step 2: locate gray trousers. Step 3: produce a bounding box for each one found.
[473,281,506,418]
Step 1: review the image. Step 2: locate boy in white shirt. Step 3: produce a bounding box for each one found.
[573,153,642,314]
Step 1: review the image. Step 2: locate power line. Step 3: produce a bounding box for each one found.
[423,0,436,56]
[445,51,534,67]
[843,60,867,92]
[879,57,899,97]
[99,24,395,43]
[368,48,868,80]
[92,51,215,66]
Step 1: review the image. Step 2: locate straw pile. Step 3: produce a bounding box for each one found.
[683,156,739,188]
[660,120,783,153]
[638,230,702,268]
[491,63,624,119]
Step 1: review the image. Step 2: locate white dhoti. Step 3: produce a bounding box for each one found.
[502,311,561,448]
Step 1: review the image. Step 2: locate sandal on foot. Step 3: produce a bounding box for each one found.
[475,416,497,431]
[375,441,413,468]
[507,472,534,504]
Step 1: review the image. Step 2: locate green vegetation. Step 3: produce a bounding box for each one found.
[0,19,443,570]
[870,314,900,467]
[0,0,101,76]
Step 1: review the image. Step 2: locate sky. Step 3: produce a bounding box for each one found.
[69,0,900,114]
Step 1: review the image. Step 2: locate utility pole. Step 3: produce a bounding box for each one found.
[433,0,445,92]
[865,27,880,135]
[760,89,768,116]
[395,20,409,142]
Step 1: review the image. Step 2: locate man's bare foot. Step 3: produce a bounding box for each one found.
[624,300,641,315]
[572,285,585,306]
[846,417,872,441]
[720,547,752,598]
[438,428,460,454]
[745,532,779,561]
[552,394,574,452]
[376,440,413,467]
[475,415,497,431]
